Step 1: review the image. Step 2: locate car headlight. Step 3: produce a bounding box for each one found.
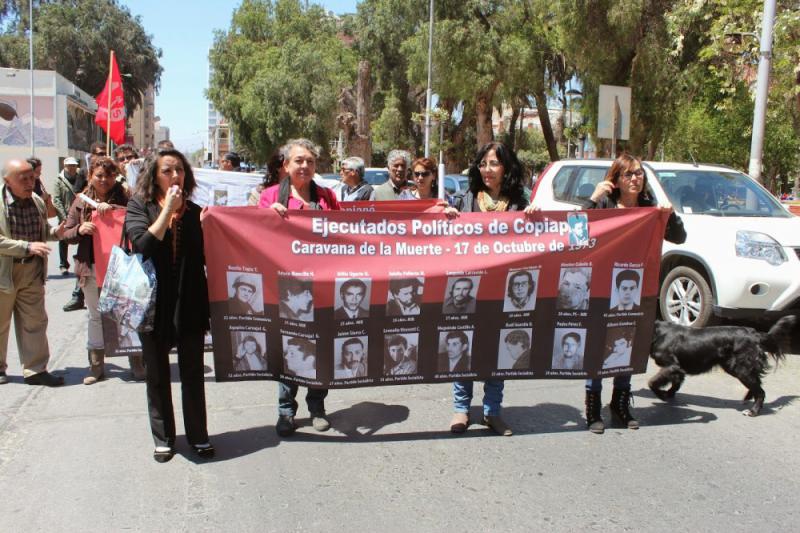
[735,231,787,266]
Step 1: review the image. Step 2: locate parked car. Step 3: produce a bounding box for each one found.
[443,174,469,195]
[364,167,390,186]
[531,159,800,327]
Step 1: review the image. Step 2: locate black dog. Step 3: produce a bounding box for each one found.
[649,315,796,416]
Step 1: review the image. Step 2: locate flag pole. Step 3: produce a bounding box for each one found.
[106,50,114,155]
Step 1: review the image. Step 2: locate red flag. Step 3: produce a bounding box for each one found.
[95,51,126,145]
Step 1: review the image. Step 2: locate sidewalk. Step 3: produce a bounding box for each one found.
[0,248,797,532]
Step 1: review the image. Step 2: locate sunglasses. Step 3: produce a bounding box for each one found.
[117,154,137,162]
[413,171,431,177]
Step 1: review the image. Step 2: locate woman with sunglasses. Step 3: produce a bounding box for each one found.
[582,153,685,434]
[399,157,446,202]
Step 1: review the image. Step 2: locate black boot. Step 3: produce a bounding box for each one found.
[585,390,604,434]
[609,387,640,429]
[63,286,85,312]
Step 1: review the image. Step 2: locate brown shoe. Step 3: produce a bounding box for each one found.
[129,355,146,381]
[450,412,469,433]
[483,415,513,436]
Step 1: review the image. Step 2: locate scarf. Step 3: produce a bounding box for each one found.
[477,190,509,212]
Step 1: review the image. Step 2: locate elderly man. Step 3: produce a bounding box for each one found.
[0,159,63,386]
[338,157,374,201]
[373,149,410,201]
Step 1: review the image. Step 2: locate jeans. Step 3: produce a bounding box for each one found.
[452,379,504,416]
[278,382,328,417]
[585,375,632,392]
[83,267,103,350]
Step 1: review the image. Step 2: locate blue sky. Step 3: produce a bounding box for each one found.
[120,0,359,153]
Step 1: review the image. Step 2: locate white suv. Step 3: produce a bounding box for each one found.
[532,159,800,327]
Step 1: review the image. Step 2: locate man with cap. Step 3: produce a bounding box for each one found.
[228,275,259,315]
[53,156,87,311]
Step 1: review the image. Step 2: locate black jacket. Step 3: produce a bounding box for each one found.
[124,196,210,339]
[584,195,687,244]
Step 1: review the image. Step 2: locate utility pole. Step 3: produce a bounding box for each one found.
[423,0,434,157]
[748,0,777,183]
[28,0,34,154]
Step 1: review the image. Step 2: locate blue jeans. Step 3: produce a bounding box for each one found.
[278,382,328,417]
[585,375,631,392]
[452,380,504,416]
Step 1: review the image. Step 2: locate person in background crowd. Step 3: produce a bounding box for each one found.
[338,156,374,201]
[373,149,410,201]
[258,138,338,438]
[0,159,64,386]
[114,144,139,169]
[578,152,686,434]
[248,149,286,206]
[443,141,530,437]
[156,140,175,152]
[399,157,448,203]
[220,152,241,172]
[60,157,129,385]
[26,158,57,219]
[53,156,88,313]
[125,149,214,462]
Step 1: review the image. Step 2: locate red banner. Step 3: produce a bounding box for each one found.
[203,207,668,387]
[91,208,126,288]
[340,199,443,213]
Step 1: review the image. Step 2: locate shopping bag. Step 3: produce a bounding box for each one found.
[97,245,158,332]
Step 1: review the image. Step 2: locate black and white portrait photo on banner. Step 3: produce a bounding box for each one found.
[556,266,592,311]
[503,268,539,312]
[333,278,371,320]
[609,268,644,311]
[497,328,532,370]
[282,335,317,379]
[226,271,264,316]
[552,327,586,370]
[385,277,424,317]
[230,331,268,372]
[333,335,369,379]
[383,332,419,376]
[567,212,590,246]
[278,277,314,322]
[602,326,635,369]
[437,329,474,373]
[442,275,481,315]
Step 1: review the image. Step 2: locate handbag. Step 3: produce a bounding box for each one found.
[97,233,158,333]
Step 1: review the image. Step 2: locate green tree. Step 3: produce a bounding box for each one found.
[208,0,356,163]
[0,0,162,114]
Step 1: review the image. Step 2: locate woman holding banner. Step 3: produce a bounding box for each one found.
[259,138,339,438]
[399,157,445,202]
[61,157,129,385]
[445,141,529,437]
[125,149,213,462]
[581,153,685,434]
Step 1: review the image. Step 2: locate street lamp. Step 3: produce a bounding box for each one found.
[566,88,582,158]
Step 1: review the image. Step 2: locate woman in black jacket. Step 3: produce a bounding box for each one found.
[582,153,686,434]
[125,149,213,462]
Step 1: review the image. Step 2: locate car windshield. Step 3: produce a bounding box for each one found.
[655,169,789,218]
[364,169,390,186]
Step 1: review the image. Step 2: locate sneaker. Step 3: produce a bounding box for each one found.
[62,296,85,312]
[276,415,297,437]
[59,266,69,276]
[311,414,330,432]
[0,372,8,385]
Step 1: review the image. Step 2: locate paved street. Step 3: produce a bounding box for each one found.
[0,246,798,532]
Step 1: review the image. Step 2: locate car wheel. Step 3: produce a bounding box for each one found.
[659,266,715,327]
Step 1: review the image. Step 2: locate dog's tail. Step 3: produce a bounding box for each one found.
[760,315,797,364]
